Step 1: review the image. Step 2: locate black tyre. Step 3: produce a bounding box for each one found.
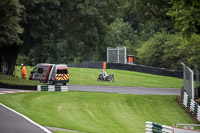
[50,80,54,85]
[63,83,66,85]
[108,77,114,82]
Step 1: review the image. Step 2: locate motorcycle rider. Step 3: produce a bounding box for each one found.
[99,70,108,80]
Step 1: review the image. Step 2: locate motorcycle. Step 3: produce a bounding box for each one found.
[97,74,114,82]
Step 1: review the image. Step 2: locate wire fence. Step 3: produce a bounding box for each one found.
[181,62,194,99]
[107,46,127,64]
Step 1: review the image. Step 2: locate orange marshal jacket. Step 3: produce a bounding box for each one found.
[21,66,26,75]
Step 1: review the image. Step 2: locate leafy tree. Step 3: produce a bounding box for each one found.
[19,0,123,64]
[167,0,200,37]
[0,0,23,74]
[123,0,174,41]
[137,32,183,69]
[106,18,137,55]
[180,34,200,67]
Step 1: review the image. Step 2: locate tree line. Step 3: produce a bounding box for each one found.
[0,0,200,75]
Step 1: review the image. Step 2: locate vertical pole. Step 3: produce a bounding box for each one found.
[124,46,127,64]
[107,48,109,62]
[194,65,199,98]
[180,88,182,100]
[181,62,185,89]
[117,47,119,63]
[191,69,194,100]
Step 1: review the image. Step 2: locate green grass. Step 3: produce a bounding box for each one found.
[54,131,80,133]
[68,67,182,88]
[0,74,43,85]
[0,66,43,85]
[14,66,34,79]
[0,66,182,88]
[0,92,195,133]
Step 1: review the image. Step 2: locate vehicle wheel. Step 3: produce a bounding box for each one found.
[97,77,100,81]
[109,78,114,82]
[50,80,54,85]
[63,83,66,85]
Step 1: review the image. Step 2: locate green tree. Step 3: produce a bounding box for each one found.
[179,34,200,67]
[137,32,183,69]
[167,0,200,37]
[0,0,23,74]
[20,0,123,64]
[106,18,137,55]
[123,0,174,41]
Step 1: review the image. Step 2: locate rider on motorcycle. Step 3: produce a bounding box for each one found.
[99,70,108,80]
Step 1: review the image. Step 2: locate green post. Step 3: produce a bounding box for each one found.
[194,102,198,115]
[187,96,191,108]
[152,123,162,133]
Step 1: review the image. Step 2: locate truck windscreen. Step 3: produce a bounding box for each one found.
[57,69,68,74]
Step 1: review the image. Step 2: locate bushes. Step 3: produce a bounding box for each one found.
[137,32,200,69]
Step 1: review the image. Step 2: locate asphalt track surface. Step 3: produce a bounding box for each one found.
[0,85,180,133]
[0,103,50,133]
[68,85,180,95]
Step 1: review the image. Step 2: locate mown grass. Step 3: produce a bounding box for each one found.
[0,66,182,88]
[0,66,43,85]
[14,66,34,79]
[0,92,195,133]
[0,74,43,85]
[68,67,182,88]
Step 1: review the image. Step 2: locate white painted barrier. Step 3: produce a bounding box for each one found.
[145,121,172,133]
[37,85,68,92]
[181,88,200,122]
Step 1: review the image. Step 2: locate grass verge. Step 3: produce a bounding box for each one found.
[68,67,182,88]
[0,74,43,85]
[0,92,195,133]
[0,66,43,85]
[0,66,182,88]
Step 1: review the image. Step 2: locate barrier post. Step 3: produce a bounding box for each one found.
[103,62,106,69]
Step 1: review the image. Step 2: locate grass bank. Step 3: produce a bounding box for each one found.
[0,74,42,85]
[0,66,43,85]
[68,67,182,88]
[0,92,195,133]
[0,66,182,88]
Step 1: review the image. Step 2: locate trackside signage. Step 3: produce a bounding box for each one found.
[173,127,200,133]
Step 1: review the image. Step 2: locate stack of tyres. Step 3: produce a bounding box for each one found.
[37,85,68,92]
[55,86,61,91]
[37,85,49,91]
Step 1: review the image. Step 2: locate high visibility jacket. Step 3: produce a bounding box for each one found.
[21,66,26,75]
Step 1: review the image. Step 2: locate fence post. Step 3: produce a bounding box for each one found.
[195,102,198,115]
[187,96,191,108]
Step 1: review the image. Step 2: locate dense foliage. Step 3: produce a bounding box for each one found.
[1,0,200,75]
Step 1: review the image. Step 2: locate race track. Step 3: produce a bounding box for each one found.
[0,85,180,132]
[68,85,180,95]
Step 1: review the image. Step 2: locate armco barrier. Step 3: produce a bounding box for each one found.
[68,61,104,69]
[68,62,183,78]
[145,121,173,133]
[37,85,68,92]
[106,63,183,79]
[181,88,200,121]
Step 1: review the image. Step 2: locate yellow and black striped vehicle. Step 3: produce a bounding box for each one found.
[29,63,69,85]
